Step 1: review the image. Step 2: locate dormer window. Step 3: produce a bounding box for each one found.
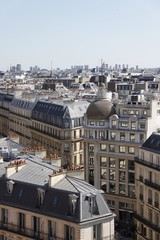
[7,180,15,194]
[86,193,99,216]
[68,194,78,216]
[37,188,45,207]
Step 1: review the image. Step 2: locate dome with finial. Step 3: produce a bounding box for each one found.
[86,86,115,120]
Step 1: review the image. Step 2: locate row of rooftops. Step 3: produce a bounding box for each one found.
[0,137,113,223]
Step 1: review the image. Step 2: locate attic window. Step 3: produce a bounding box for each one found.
[37,188,45,207]
[86,193,99,216]
[68,194,78,216]
[7,180,15,194]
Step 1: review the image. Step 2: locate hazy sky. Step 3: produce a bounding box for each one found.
[1,0,160,70]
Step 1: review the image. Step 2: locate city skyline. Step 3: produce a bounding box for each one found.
[1,0,160,71]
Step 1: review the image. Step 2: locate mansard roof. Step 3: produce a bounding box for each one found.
[10,98,36,110]
[0,156,114,224]
[141,132,160,153]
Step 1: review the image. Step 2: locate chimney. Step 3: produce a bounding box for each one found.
[5,160,26,178]
[8,131,19,144]
[0,156,3,163]
[49,170,65,187]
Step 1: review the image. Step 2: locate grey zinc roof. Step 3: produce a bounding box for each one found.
[141,132,160,153]
[0,162,114,224]
[7,154,60,186]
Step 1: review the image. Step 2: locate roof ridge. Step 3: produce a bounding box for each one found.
[66,176,81,193]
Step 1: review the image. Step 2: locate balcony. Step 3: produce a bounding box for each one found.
[134,157,160,171]
[134,213,160,234]
[145,179,160,191]
[0,221,64,240]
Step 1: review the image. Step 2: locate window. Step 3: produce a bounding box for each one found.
[93,224,102,240]
[109,158,116,168]
[48,220,56,238]
[6,180,15,194]
[74,156,77,165]
[135,110,139,115]
[128,146,135,154]
[37,188,45,207]
[89,130,94,138]
[100,144,107,151]
[131,122,136,129]
[119,171,125,182]
[90,121,94,126]
[119,184,125,195]
[68,194,78,216]
[65,225,75,240]
[120,132,125,141]
[121,122,128,127]
[87,194,98,215]
[123,110,127,115]
[109,144,115,152]
[119,159,126,169]
[128,110,134,115]
[109,182,115,194]
[119,146,125,153]
[100,157,107,167]
[64,143,69,152]
[143,110,147,116]
[110,132,116,140]
[99,121,104,126]
[101,181,106,192]
[140,123,145,129]
[89,157,94,166]
[148,189,152,205]
[32,216,40,236]
[128,172,134,183]
[74,143,77,151]
[107,200,115,206]
[101,169,107,180]
[112,120,116,128]
[89,144,94,152]
[109,169,115,181]
[148,209,152,222]
[128,185,135,197]
[1,208,8,224]
[80,142,82,150]
[79,129,82,137]
[99,131,105,139]
[155,192,159,208]
[128,160,134,170]
[19,212,25,230]
[139,134,144,142]
[130,133,135,142]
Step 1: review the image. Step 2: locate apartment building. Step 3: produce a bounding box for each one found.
[0,93,14,137]
[9,98,37,146]
[135,132,160,240]
[84,86,160,226]
[0,155,115,240]
[31,99,89,166]
[0,91,90,166]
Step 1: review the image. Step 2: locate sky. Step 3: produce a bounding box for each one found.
[0,0,160,71]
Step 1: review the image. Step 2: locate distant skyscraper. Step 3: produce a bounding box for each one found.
[136,65,139,71]
[84,65,89,71]
[16,64,21,73]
